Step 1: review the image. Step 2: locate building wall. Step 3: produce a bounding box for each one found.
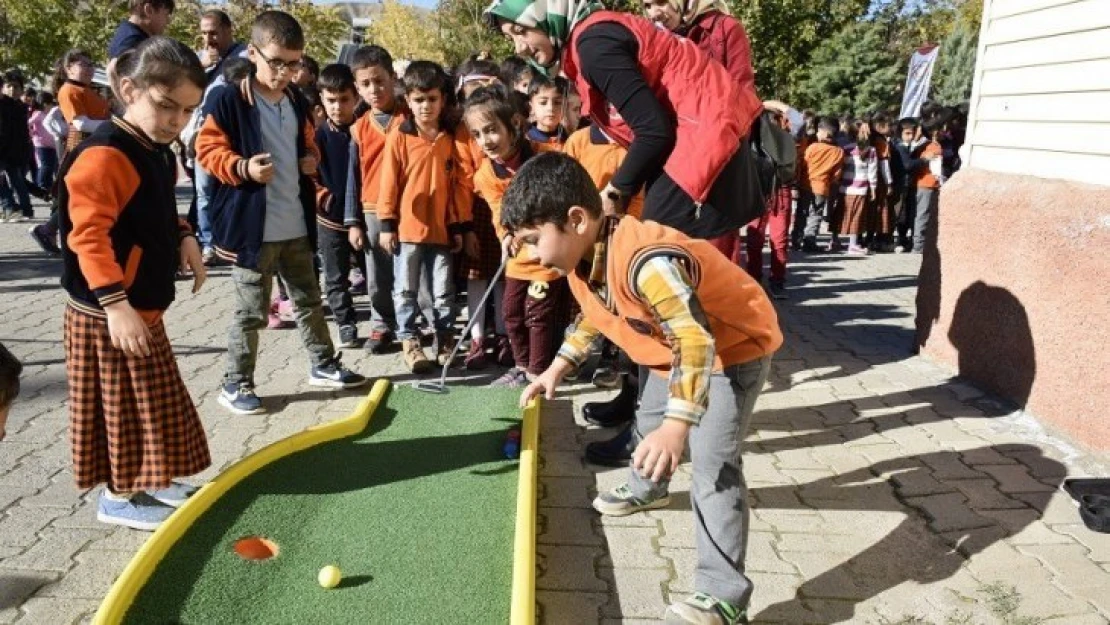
[919,0,1110,451]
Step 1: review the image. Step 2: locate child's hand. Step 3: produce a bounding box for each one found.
[299,155,317,175]
[378,231,398,255]
[463,232,479,260]
[179,235,207,294]
[501,234,521,261]
[247,153,274,183]
[632,418,691,483]
[450,234,463,254]
[519,359,572,407]
[104,301,153,358]
[349,226,366,251]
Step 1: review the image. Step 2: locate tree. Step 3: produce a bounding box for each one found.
[435,0,512,66]
[367,0,443,64]
[932,18,977,105]
[0,0,131,78]
[728,0,871,102]
[794,19,901,115]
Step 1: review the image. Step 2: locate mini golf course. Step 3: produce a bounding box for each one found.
[93,380,540,624]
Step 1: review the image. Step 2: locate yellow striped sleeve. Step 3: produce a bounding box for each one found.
[556,314,600,369]
[633,255,715,425]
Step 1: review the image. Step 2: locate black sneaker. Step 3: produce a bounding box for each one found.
[338,325,359,348]
[582,376,637,427]
[767,282,788,300]
[219,382,265,415]
[365,329,395,354]
[309,354,368,389]
[584,423,634,467]
[29,224,61,256]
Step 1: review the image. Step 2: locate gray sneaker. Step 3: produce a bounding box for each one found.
[147,481,199,508]
[664,592,747,625]
[592,483,671,516]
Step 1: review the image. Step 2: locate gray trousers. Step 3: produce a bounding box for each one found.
[362,213,397,333]
[803,194,829,241]
[628,356,772,608]
[914,187,938,253]
[225,237,335,386]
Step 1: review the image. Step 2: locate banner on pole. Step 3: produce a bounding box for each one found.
[900,45,940,120]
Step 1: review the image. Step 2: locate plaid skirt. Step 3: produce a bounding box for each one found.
[65,305,210,492]
[838,194,871,235]
[456,199,503,281]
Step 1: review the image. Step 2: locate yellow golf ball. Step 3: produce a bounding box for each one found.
[318,565,342,589]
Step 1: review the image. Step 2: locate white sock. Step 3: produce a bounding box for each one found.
[848,234,859,247]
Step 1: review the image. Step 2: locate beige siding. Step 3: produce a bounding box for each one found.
[965,0,1110,186]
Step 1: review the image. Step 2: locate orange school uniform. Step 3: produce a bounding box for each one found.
[562,126,644,219]
[377,120,465,246]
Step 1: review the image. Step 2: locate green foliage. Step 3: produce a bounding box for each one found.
[794,19,901,115]
[932,17,977,105]
[728,0,871,102]
[435,0,513,66]
[367,0,443,63]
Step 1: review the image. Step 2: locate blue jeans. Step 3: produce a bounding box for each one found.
[393,242,455,340]
[193,164,215,249]
[34,148,58,191]
[0,163,31,216]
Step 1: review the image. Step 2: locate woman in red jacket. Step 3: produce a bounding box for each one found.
[643,0,757,262]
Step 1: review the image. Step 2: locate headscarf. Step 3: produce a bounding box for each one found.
[669,0,730,29]
[484,0,604,67]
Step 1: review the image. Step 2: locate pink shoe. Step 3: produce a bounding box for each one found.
[277,298,295,322]
[267,313,284,329]
[847,245,871,256]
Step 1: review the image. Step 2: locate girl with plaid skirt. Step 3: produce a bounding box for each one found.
[837,119,879,256]
[58,37,211,531]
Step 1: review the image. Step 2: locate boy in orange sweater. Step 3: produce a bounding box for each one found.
[510,153,781,624]
[377,61,468,373]
[799,117,844,252]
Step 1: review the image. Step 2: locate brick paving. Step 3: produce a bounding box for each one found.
[1,195,1109,624]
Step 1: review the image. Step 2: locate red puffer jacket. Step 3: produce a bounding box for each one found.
[562,11,762,203]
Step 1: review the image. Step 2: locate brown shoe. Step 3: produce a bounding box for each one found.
[403,339,433,374]
[436,334,459,367]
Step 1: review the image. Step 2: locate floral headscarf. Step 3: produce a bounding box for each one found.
[484,0,604,69]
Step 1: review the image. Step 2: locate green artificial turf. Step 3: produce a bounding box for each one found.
[124,385,523,625]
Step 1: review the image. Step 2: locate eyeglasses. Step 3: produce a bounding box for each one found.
[253,46,304,74]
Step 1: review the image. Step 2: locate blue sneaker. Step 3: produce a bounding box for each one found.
[97,492,175,531]
[219,382,265,415]
[147,481,199,508]
[309,354,368,389]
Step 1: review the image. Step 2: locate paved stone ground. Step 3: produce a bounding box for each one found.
[1,195,1109,624]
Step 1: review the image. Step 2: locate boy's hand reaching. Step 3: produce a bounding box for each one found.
[299,155,317,175]
[378,231,398,255]
[349,226,366,251]
[247,153,274,183]
[104,301,153,358]
[632,419,691,483]
[179,235,207,294]
[519,358,573,408]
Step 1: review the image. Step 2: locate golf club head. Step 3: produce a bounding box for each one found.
[413,381,448,394]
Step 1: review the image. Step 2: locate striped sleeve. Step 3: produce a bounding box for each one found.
[556,314,601,369]
[633,255,716,425]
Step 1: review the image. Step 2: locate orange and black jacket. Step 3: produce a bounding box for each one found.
[195,79,320,269]
[59,117,191,316]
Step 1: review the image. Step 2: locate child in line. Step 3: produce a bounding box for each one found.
[911,118,945,253]
[0,343,22,441]
[891,118,928,252]
[799,117,843,252]
[455,59,514,370]
[59,37,210,530]
[28,92,59,196]
[837,119,878,255]
[464,86,567,387]
[867,113,896,252]
[197,10,367,416]
[745,106,797,299]
[562,82,583,135]
[302,85,326,127]
[345,45,407,354]
[108,0,174,62]
[0,72,33,222]
[525,74,568,145]
[500,56,533,94]
[511,153,782,624]
[313,64,360,347]
[377,61,467,373]
[293,55,319,89]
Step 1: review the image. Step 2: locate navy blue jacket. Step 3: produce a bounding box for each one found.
[196,79,320,269]
[314,119,352,231]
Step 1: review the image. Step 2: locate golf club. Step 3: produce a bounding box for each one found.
[414,255,509,394]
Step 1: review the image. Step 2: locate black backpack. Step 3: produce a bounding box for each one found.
[750,111,798,197]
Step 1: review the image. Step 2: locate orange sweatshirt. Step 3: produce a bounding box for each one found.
[803,140,844,196]
[377,119,460,246]
[562,126,644,219]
